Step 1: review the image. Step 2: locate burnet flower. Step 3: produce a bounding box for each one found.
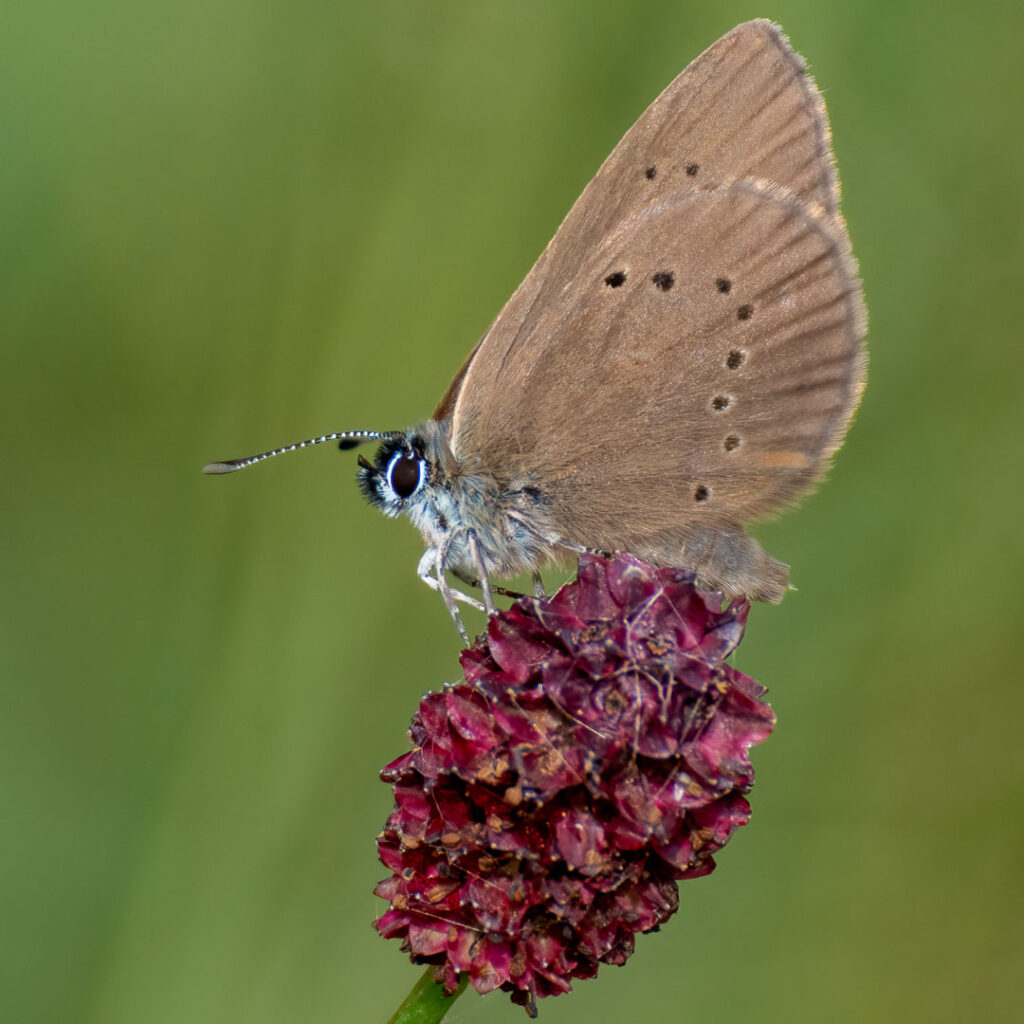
[375,553,775,1016]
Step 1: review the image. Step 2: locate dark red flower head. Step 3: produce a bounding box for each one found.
[375,553,775,1015]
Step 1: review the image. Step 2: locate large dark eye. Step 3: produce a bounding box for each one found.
[387,453,423,499]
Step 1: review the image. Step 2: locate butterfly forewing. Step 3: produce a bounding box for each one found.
[442,20,841,431]
[437,20,865,598]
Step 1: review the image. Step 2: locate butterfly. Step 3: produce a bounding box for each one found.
[205,21,866,642]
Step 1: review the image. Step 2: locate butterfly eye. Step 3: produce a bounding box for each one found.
[387,453,424,499]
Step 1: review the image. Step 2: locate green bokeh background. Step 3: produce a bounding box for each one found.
[3,2,1021,1021]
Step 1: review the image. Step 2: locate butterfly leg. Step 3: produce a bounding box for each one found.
[450,565,528,602]
[553,536,615,560]
[418,543,486,612]
[532,571,546,598]
[417,546,481,644]
[464,528,496,617]
[437,530,489,614]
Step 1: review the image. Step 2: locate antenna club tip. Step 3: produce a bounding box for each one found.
[202,462,240,475]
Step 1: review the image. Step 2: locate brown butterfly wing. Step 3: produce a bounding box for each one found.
[444,179,865,597]
[442,22,866,599]
[435,19,839,424]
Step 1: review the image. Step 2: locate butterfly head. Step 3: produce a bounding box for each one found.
[357,432,432,518]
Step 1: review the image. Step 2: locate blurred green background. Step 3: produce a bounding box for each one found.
[3,1,1021,1021]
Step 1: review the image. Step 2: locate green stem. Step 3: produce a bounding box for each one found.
[387,967,467,1024]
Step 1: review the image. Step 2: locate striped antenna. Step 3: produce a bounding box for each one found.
[202,430,400,475]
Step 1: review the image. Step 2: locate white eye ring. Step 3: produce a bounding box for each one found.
[385,450,425,499]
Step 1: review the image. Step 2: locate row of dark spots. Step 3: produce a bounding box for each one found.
[702,302,746,498]
[714,276,748,465]
[709,287,746,488]
[605,268,754,323]
[601,251,747,504]
[602,269,675,290]
[601,271,746,368]
[716,277,755,322]
[604,273,745,370]
[643,163,699,179]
